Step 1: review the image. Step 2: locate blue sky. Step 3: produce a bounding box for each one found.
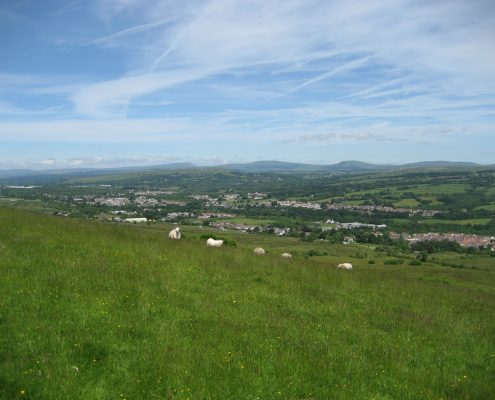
[0,0,494,169]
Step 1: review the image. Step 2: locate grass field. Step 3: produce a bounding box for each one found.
[420,218,492,226]
[0,198,55,212]
[215,217,275,226]
[475,204,495,211]
[393,198,421,208]
[1,208,494,399]
[347,183,469,198]
[401,184,469,195]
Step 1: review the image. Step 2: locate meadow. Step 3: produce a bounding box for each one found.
[419,218,492,226]
[1,208,494,399]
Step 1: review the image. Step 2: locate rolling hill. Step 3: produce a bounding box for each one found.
[0,160,488,182]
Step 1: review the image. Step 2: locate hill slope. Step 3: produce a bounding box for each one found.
[0,209,494,399]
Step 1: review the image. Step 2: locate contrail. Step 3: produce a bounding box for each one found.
[150,46,175,72]
[263,57,370,103]
[87,16,176,46]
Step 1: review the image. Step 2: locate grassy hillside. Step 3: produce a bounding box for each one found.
[0,209,494,399]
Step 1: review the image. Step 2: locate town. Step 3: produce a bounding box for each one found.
[1,166,494,253]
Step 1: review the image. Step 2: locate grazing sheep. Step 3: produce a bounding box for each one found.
[168,227,181,240]
[253,247,265,255]
[280,252,292,259]
[206,238,224,247]
[337,263,353,270]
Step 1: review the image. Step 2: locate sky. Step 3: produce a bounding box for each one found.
[0,0,494,169]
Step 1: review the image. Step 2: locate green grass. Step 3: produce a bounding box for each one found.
[391,218,411,226]
[418,195,444,206]
[0,198,56,212]
[394,198,421,208]
[215,217,275,225]
[475,204,495,211]
[420,218,492,226]
[402,184,469,195]
[431,252,495,272]
[342,200,365,206]
[486,187,495,197]
[1,209,495,399]
[348,183,469,198]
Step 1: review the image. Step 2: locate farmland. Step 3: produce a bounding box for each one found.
[1,166,495,236]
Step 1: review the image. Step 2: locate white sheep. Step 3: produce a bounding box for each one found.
[206,238,224,247]
[253,247,265,255]
[168,227,181,240]
[280,252,292,259]
[337,262,353,270]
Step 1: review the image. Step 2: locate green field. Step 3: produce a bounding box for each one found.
[420,218,492,226]
[215,217,275,226]
[393,198,421,208]
[342,199,365,206]
[402,184,469,195]
[1,209,495,399]
[391,218,411,226]
[475,204,495,211]
[347,183,469,198]
[0,198,54,211]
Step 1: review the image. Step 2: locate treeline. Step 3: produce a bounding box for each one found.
[411,240,464,254]
[397,219,495,236]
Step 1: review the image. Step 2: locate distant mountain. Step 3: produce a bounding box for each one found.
[131,162,196,171]
[221,160,323,172]
[400,161,480,169]
[0,163,197,180]
[222,160,392,172]
[327,160,392,171]
[0,160,489,182]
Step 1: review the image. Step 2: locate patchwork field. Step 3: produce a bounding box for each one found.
[1,209,494,399]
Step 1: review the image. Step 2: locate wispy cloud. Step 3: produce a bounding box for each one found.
[1,0,494,164]
[86,16,176,46]
[265,57,370,103]
[64,0,495,119]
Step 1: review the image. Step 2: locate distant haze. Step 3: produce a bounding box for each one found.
[1,0,494,168]
[0,160,491,180]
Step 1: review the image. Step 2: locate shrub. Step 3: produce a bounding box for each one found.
[368,259,376,264]
[384,258,404,265]
[409,259,422,266]
[305,249,328,257]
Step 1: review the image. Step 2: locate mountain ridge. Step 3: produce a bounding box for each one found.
[0,160,490,180]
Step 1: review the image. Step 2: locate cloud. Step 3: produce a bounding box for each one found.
[86,16,176,46]
[0,154,240,170]
[0,101,67,116]
[65,0,495,119]
[70,67,215,117]
[0,114,491,147]
[0,117,230,142]
[265,57,371,103]
[39,159,56,165]
[1,0,494,164]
